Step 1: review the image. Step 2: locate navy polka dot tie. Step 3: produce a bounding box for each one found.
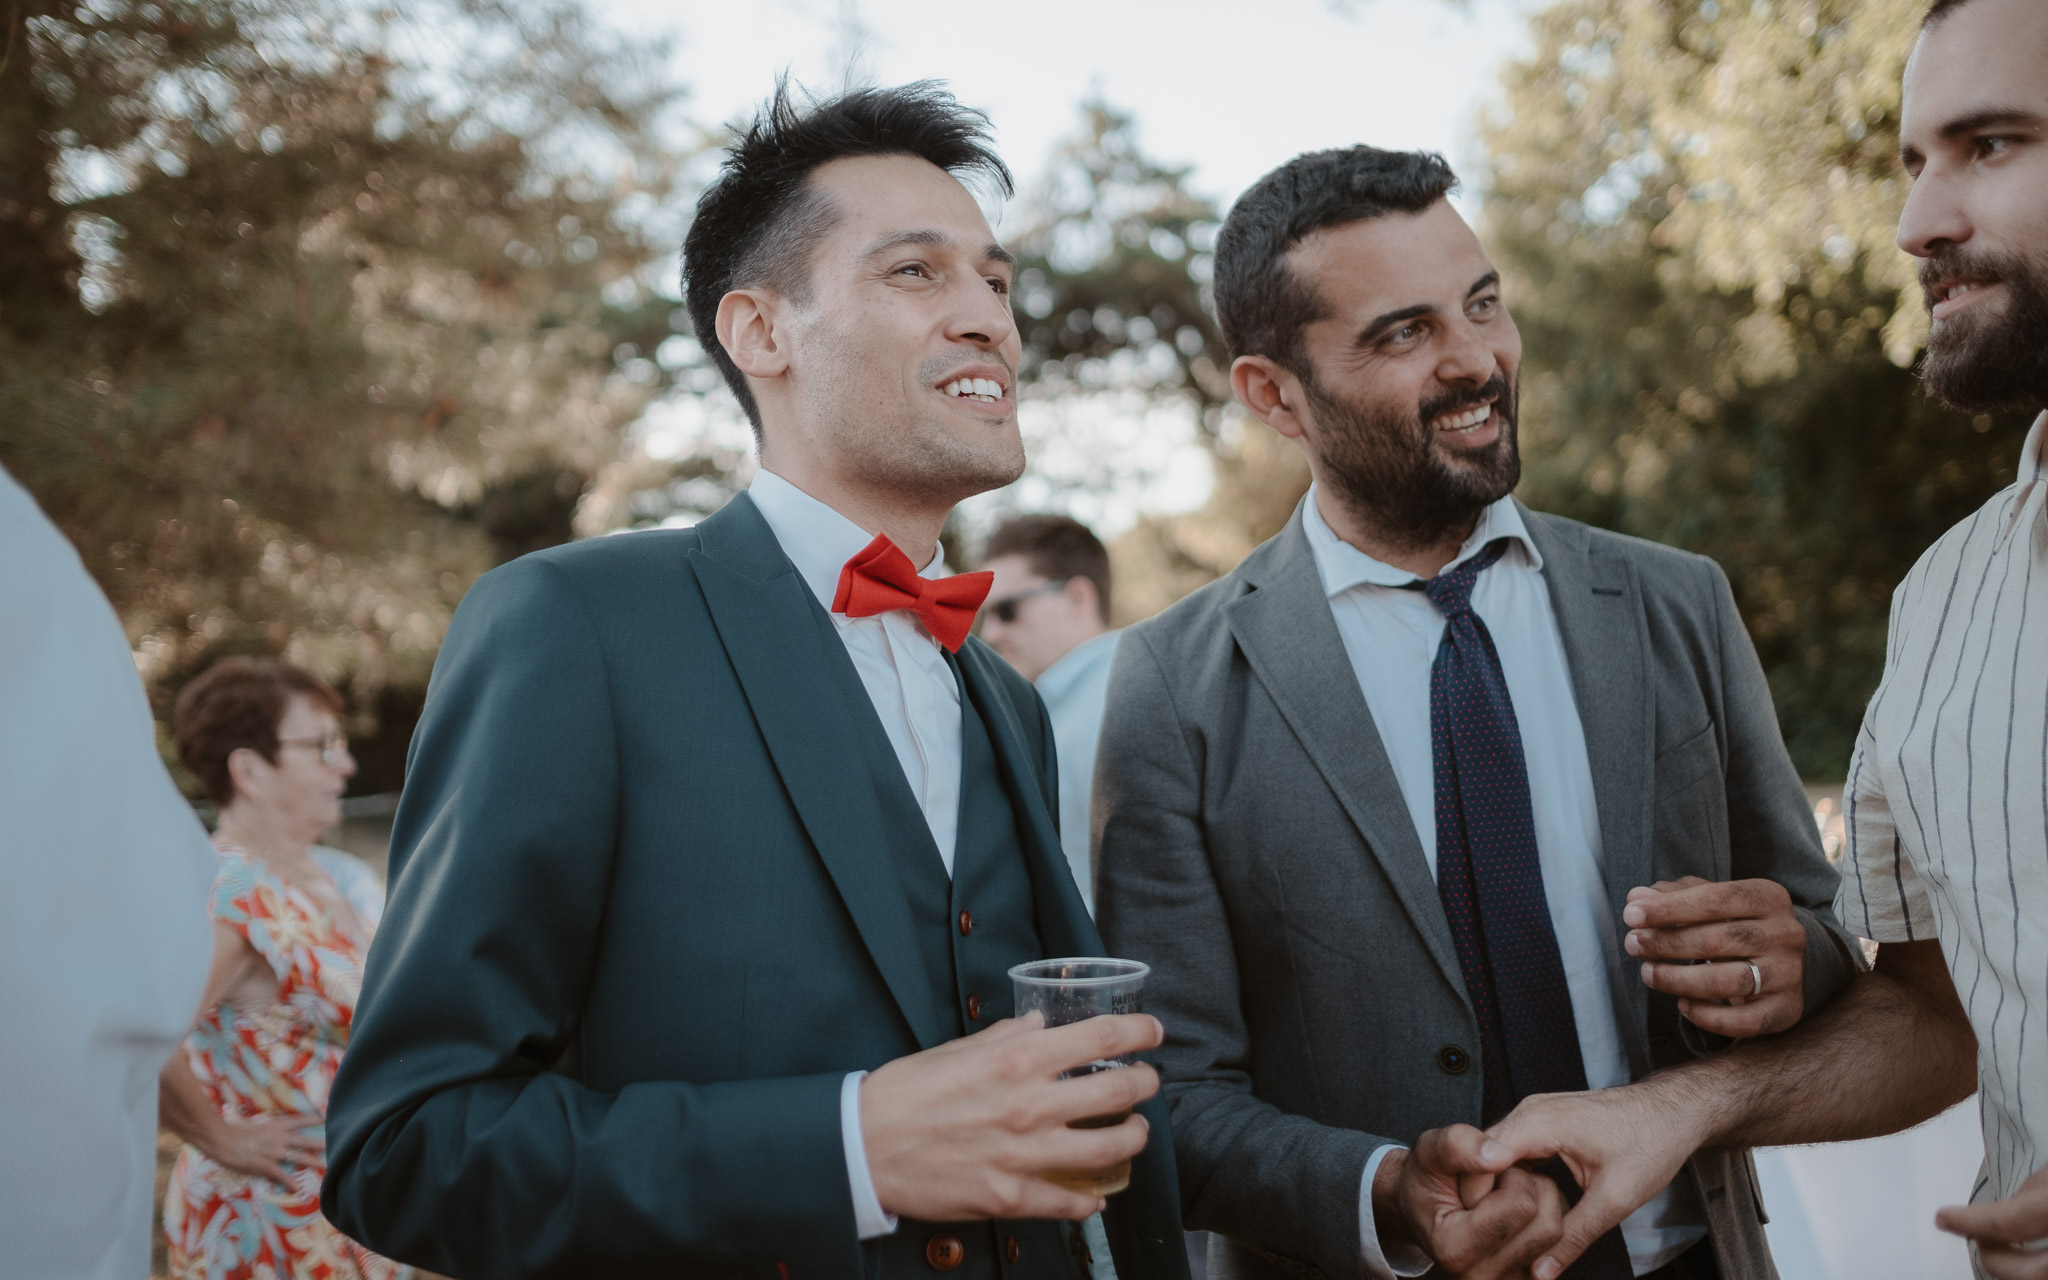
[1420,539,1634,1279]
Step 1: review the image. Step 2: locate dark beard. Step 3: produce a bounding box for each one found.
[1303,369,1522,555]
[1920,244,2048,412]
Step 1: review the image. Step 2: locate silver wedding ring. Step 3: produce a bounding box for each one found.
[1746,962,1763,998]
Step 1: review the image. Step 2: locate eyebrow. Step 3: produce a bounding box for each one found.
[861,228,1016,268]
[1902,106,2046,164]
[1357,270,1502,344]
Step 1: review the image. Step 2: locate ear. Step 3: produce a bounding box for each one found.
[225,745,269,796]
[715,288,791,383]
[1064,575,1100,617]
[1231,354,1310,442]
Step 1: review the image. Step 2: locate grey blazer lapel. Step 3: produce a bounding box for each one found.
[1224,506,1464,997]
[1521,502,1655,1043]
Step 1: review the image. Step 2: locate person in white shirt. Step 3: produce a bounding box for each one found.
[1477,4,2048,1279]
[320,82,1189,1280]
[979,514,1121,912]
[0,463,217,1280]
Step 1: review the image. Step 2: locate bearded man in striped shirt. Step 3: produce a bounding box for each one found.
[1450,2,2048,1277]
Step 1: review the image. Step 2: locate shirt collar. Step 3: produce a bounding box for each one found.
[746,467,948,612]
[1034,628,1121,701]
[1301,483,1542,598]
[1999,411,2048,547]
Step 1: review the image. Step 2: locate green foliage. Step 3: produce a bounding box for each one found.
[1010,101,1231,440]
[0,0,693,782]
[1484,0,2036,777]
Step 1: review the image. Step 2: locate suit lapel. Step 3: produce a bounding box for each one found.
[953,640,1103,959]
[688,494,949,1050]
[1521,503,1655,1044]
[1224,509,1465,998]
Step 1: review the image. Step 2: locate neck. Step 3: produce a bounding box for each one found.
[758,451,954,569]
[213,805,319,870]
[1313,484,1480,580]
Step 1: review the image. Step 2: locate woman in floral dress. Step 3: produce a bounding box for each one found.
[159,658,409,1280]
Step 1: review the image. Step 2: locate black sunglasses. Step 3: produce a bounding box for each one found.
[984,578,1071,624]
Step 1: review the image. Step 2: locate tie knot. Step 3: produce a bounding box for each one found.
[832,533,992,652]
[1419,538,1510,619]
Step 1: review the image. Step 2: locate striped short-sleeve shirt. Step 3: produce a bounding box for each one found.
[1836,411,2048,1207]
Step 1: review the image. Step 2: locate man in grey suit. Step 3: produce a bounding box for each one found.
[1094,146,1861,1280]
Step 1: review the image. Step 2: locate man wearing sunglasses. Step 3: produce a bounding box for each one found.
[980,515,1120,912]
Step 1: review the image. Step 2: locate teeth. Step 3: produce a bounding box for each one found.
[1434,405,1492,431]
[942,377,1004,402]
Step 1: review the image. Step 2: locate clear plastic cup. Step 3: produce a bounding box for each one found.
[1009,957,1150,1195]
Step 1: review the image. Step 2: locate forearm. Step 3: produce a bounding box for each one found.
[157,1051,222,1153]
[324,1067,861,1277]
[1653,939,1976,1150]
[1171,1083,1382,1273]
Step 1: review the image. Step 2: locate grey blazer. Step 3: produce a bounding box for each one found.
[1094,499,1860,1280]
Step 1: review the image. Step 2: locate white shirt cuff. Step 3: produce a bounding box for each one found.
[1359,1144,1434,1279]
[841,1070,899,1240]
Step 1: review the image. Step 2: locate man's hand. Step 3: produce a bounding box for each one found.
[1481,1082,1712,1280]
[860,1011,1163,1222]
[1376,1125,1565,1278]
[198,1113,326,1183]
[1624,877,1808,1037]
[1938,1164,2048,1278]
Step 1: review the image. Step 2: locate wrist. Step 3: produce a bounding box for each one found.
[1636,1068,1727,1153]
[1371,1147,1419,1251]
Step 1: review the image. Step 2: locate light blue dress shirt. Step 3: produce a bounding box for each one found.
[1034,629,1122,914]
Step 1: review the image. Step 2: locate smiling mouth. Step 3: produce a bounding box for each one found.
[1431,402,1495,433]
[1936,278,1998,303]
[940,376,1006,403]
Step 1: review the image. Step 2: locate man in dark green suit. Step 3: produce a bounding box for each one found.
[321,82,1187,1280]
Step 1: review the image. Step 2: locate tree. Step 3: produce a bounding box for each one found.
[1482,0,2036,777]
[991,100,1308,619]
[1,0,694,787]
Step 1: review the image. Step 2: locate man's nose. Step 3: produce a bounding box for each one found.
[947,276,1018,352]
[1437,318,1498,385]
[1899,167,1972,259]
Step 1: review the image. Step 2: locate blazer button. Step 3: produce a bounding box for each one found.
[959,909,974,936]
[1437,1044,1470,1075]
[926,1233,965,1271]
[966,993,982,1021]
[1005,1234,1021,1263]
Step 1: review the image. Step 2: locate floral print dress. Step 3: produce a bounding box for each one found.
[163,847,411,1280]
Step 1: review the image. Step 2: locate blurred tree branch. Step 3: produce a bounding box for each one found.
[0,0,699,788]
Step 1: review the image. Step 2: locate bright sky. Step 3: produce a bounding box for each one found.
[592,0,1542,534]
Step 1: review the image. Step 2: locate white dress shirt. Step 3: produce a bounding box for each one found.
[1300,488,1706,1278]
[0,464,218,1280]
[1034,629,1121,914]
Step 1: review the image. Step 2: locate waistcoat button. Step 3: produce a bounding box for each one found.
[966,993,982,1021]
[1005,1234,1021,1263]
[926,1233,965,1271]
[1437,1044,1470,1074]
[959,910,974,936]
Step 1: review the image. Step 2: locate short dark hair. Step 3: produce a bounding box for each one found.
[173,656,345,807]
[984,514,1112,623]
[1213,147,1458,374]
[681,80,1014,435]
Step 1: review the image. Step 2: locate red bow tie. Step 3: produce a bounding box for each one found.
[832,533,993,652]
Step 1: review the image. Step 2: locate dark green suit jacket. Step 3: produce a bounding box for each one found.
[321,494,1188,1279]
